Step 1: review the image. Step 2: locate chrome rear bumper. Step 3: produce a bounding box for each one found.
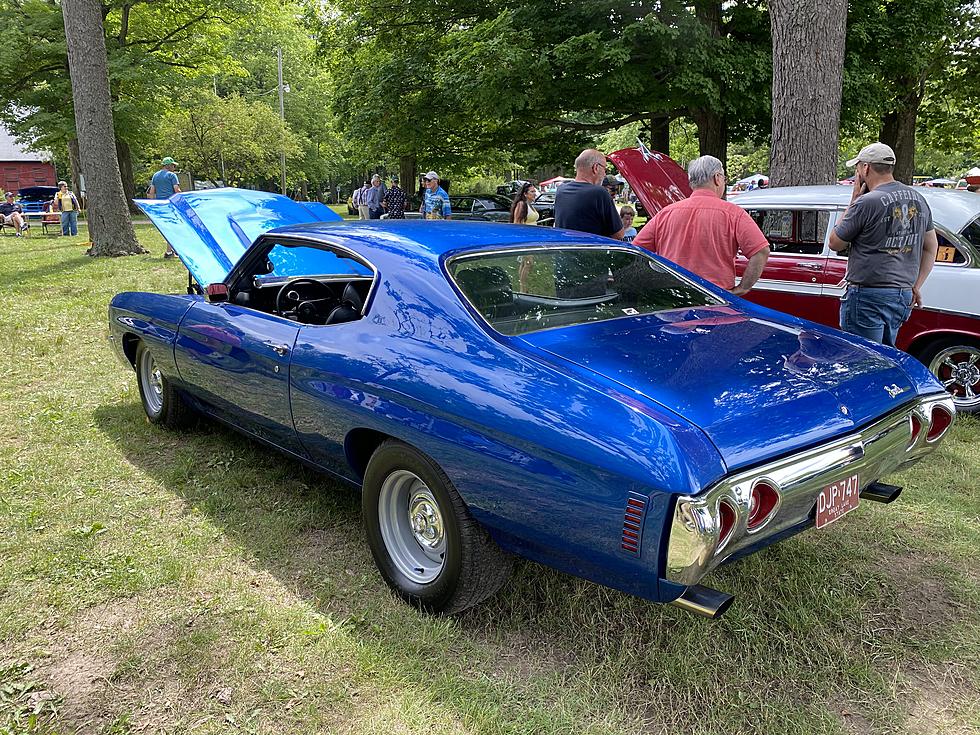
[666,395,955,586]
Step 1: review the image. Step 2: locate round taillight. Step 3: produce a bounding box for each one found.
[747,481,780,532]
[909,414,923,448]
[927,405,953,442]
[717,498,737,549]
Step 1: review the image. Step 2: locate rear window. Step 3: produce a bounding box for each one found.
[961,215,980,251]
[448,246,721,336]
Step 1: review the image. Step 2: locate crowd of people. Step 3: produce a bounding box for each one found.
[10,146,957,350]
[520,142,937,350]
[350,171,449,220]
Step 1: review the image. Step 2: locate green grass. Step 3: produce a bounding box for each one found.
[0,226,978,735]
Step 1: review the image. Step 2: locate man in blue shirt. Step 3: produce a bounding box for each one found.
[148,156,182,257]
[421,171,451,219]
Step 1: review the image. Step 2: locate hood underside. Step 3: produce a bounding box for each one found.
[136,188,341,287]
[520,306,917,470]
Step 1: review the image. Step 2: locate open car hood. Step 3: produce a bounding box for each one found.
[135,188,341,287]
[607,145,691,217]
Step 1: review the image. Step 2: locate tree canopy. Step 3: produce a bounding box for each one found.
[0,0,976,198]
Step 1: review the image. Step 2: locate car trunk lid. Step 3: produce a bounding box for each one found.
[519,306,917,470]
[135,188,341,287]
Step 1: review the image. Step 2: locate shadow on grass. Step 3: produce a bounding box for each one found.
[91,401,978,733]
[0,253,92,292]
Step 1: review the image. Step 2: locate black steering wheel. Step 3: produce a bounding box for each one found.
[275,278,336,318]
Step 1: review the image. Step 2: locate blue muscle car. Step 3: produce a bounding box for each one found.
[109,188,955,618]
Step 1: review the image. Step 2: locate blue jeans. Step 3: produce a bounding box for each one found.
[839,285,913,347]
[61,210,78,236]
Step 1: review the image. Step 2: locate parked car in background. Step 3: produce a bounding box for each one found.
[405,194,514,222]
[17,185,59,214]
[731,187,980,414]
[111,188,954,619]
[531,191,555,225]
[496,180,529,196]
[613,149,980,414]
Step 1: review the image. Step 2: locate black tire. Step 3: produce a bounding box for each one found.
[135,342,195,429]
[362,439,513,614]
[916,337,980,414]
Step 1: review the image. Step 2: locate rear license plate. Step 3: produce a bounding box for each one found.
[815,473,860,529]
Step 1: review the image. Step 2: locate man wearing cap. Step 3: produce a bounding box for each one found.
[829,142,938,347]
[148,157,182,257]
[0,192,26,236]
[421,171,451,219]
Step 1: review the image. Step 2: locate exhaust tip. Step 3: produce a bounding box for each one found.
[860,481,903,504]
[669,584,735,619]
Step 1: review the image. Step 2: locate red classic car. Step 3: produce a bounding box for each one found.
[610,147,980,414]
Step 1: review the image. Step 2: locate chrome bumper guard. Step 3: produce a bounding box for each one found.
[666,395,955,586]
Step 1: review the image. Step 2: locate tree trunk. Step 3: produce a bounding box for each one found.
[62,0,143,255]
[691,1,727,167]
[691,107,728,168]
[67,136,84,206]
[115,138,141,214]
[644,115,670,156]
[879,76,923,184]
[769,0,847,187]
[399,154,417,196]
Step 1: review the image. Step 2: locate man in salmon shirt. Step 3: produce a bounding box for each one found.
[634,155,770,295]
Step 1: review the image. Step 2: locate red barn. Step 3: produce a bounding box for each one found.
[0,126,56,193]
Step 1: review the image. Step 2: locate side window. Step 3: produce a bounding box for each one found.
[747,209,829,256]
[935,227,968,265]
[453,197,474,213]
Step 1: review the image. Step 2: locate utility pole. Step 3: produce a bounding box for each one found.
[277,47,286,195]
[214,76,226,186]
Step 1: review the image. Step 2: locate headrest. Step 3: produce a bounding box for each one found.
[342,282,364,311]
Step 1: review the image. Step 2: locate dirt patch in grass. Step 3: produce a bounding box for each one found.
[30,597,144,730]
[45,650,115,727]
[905,669,980,735]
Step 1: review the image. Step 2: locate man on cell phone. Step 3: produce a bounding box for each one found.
[829,142,938,347]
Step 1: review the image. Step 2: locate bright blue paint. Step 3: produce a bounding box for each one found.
[174,302,305,455]
[135,188,342,286]
[110,196,950,605]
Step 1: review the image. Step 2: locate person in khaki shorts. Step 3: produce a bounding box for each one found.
[53,180,81,236]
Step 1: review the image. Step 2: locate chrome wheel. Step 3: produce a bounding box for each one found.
[139,348,164,416]
[929,345,980,411]
[378,469,447,584]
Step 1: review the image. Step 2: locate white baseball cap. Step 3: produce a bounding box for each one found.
[423,170,440,181]
[846,142,896,167]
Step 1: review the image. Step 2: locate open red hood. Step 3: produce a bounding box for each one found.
[607,145,691,217]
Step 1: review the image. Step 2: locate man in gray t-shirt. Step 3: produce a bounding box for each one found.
[829,142,938,346]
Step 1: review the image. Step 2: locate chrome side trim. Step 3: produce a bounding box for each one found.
[665,394,955,586]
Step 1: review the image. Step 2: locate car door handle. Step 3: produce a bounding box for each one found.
[798,263,824,271]
[269,343,289,356]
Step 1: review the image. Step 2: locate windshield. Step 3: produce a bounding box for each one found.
[448,246,722,336]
